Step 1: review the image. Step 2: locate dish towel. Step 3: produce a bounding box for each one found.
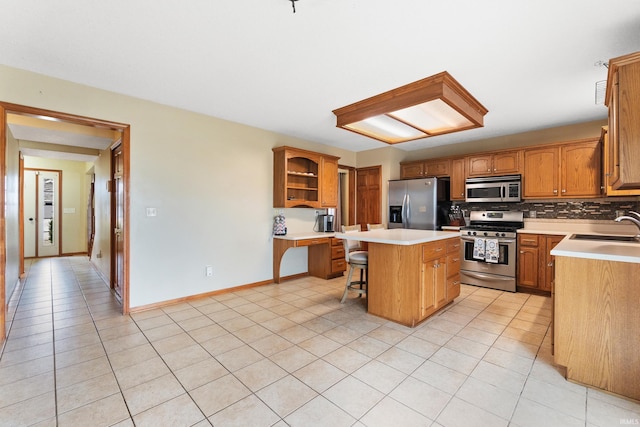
[485,239,499,263]
[473,238,486,260]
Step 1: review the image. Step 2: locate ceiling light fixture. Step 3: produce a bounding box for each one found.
[332,71,488,144]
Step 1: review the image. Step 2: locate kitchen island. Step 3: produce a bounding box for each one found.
[551,235,640,401]
[334,228,461,327]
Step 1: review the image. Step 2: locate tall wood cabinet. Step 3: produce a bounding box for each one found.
[605,51,640,190]
[523,139,601,199]
[273,146,340,208]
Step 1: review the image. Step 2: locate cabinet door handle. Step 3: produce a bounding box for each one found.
[548,262,554,267]
[561,189,566,193]
[553,189,558,194]
[520,251,525,254]
[435,247,443,252]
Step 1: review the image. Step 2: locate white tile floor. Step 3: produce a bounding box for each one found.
[1,256,639,426]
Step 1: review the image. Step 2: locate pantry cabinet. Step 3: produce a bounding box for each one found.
[273,146,340,208]
[523,139,601,199]
[466,151,521,177]
[605,51,640,190]
[517,233,563,294]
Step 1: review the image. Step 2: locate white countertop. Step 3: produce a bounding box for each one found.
[519,219,639,236]
[334,228,457,246]
[551,233,640,264]
[273,231,335,241]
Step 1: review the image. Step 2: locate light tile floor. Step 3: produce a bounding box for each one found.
[1,256,639,426]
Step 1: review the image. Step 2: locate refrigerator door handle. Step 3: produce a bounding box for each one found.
[402,193,409,228]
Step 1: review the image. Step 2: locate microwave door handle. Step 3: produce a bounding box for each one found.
[501,184,506,200]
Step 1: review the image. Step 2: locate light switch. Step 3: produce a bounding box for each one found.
[146,207,157,217]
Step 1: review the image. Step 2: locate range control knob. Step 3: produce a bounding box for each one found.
[495,232,500,237]
[483,232,488,237]
[502,233,506,237]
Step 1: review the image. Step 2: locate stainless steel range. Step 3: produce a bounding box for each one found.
[460,210,524,292]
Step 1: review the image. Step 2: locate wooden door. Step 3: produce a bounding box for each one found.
[493,151,520,175]
[355,166,381,231]
[450,157,466,200]
[111,143,125,300]
[561,140,601,197]
[23,170,37,257]
[87,175,95,258]
[523,147,559,198]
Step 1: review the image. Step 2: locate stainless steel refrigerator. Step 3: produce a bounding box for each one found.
[388,177,451,230]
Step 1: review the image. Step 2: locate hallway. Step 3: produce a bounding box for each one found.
[1,256,639,426]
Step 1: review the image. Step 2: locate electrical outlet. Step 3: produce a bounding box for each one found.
[529,210,537,218]
[615,210,625,218]
[206,266,213,277]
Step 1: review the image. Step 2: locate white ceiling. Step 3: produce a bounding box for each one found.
[2,1,640,152]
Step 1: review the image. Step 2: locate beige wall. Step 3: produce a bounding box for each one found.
[0,65,355,309]
[23,156,91,255]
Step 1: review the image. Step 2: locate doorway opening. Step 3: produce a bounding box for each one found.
[0,101,131,343]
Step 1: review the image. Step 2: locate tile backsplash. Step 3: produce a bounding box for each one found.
[453,198,640,220]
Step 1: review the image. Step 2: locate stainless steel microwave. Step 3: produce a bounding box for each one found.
[465,175,522,203]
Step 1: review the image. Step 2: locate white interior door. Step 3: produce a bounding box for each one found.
[24,170,37,257]
[37,171,60,257]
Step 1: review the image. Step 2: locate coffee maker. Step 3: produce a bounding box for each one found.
[317,214,334,232]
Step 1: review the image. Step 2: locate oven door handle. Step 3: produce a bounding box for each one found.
[460,236,516,244]
[462,271,515,281]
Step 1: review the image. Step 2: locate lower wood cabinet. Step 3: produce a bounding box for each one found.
[368,236,460,327]
[308,237,345,279]
[517,233,563,293]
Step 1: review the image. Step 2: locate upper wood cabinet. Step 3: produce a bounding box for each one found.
[605,51,640,190]
[450,157,466,200]
[466,151,521,177]
[273,146,340,208]
[400,158,450,179]
[600,126,640,196]
[400,161,424,179]
[320,156,339,207]
[523,139,601,199]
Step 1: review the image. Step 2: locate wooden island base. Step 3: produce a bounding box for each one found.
[366,236,461,327]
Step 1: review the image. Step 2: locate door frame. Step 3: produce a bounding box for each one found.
[0,102,131,342]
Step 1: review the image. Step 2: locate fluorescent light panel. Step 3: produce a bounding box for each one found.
[333,71,488,145]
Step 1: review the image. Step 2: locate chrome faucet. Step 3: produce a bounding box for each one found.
[614,211,640,235]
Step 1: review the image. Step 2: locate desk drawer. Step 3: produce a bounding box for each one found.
[332,245,345,260]
[296,237,330,247]
[332,258,347,273]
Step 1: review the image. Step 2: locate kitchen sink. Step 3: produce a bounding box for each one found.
[570,233,640,243]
